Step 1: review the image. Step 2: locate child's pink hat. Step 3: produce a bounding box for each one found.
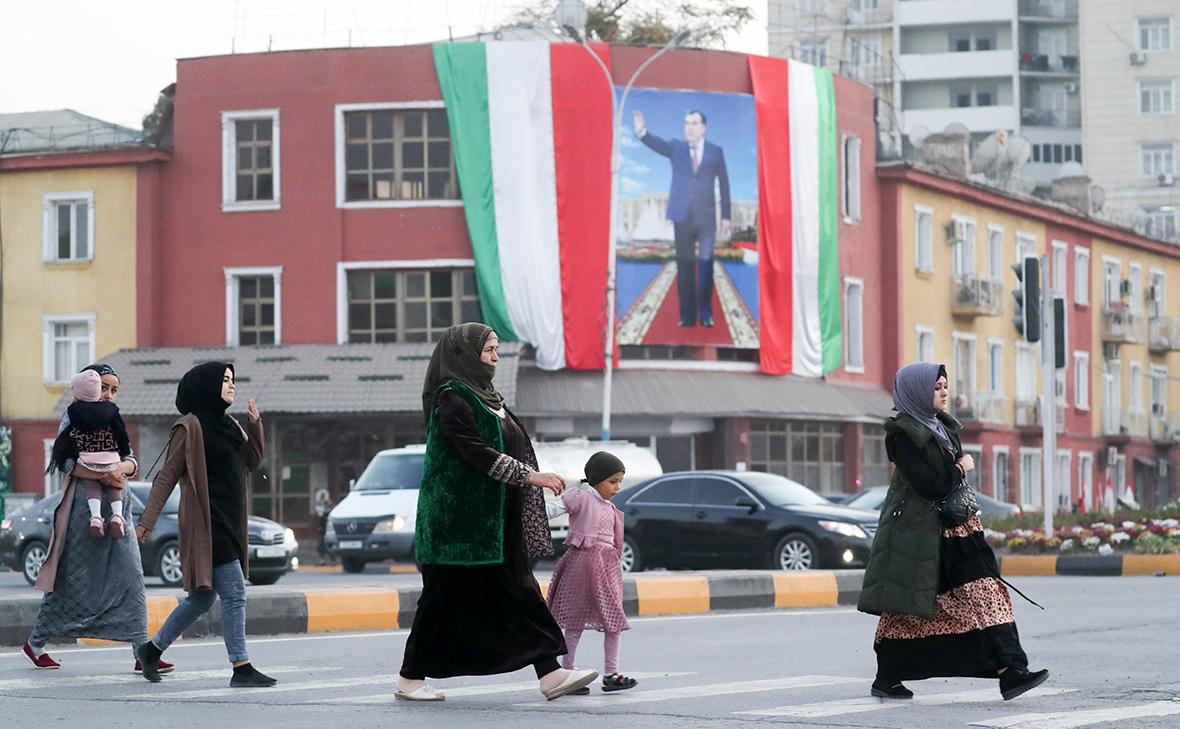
[69,370,102,402]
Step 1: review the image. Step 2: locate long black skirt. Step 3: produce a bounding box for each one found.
[400,490,566,679]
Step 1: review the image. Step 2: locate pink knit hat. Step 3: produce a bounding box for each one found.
[70,370,103,402]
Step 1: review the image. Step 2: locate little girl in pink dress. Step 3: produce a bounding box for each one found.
[546,452,637,693]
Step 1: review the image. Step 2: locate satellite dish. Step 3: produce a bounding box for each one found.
[908,125,930,149]
[943,122,970,138]
[1016,173,1037,194]
[1003,135,1032,169]
[971,131,1006,173]
[1091,185,1107,211]
[1056,161,1085,179]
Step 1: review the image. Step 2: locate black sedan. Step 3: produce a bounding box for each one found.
[613,470,880,572]
[1,483,298,587]
[844,485,1022,518]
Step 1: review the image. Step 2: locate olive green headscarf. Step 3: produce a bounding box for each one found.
[421,322,505,424]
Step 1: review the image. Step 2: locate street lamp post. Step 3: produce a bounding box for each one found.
[562,25,690,442]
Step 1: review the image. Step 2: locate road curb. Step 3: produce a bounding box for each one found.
[997,554,1180,576]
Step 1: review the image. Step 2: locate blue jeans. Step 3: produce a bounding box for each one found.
[153,560,248,664]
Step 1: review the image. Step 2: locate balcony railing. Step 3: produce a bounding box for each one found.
[1124,410,1149,438]
[953,391,1007,424]
[1101,305,1145,344]
[1014,398,1065,431]
[1149,316,1180,352]
[1018,52,1080,73]
[1020,106,1082,128]
[951,275,1003,317]
[1150,412,1180,443]
[1018,0,1079,20]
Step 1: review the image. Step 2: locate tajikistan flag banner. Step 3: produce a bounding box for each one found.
[749,55,841,377]
[433,41,613,371]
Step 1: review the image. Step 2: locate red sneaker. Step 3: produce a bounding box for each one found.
[134,659,174,675]
[21,642,61,669]
[108,515,126,540]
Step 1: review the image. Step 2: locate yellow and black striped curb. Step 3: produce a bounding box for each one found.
[997,553,1180,576]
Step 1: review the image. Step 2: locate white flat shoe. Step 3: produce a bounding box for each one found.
[395,684,446,701]
[542,669,599,701]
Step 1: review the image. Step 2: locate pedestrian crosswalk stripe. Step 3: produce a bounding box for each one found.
[739,686,1077,718]
[144,673,398,700]
[514,674,865,708]
[311,672,695,705]
[0,666,313,692]
[968,700,1180,729]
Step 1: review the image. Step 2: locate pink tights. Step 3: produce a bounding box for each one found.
[561,628,620,674]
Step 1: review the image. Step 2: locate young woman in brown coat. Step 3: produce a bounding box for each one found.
[135,362,275,687]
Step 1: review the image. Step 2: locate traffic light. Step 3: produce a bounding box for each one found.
[1054,296,1066,369]
[1012,256,1041,343]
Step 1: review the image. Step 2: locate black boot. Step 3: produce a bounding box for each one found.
[230,662,278,688]
[136,641,163,683]
[871,677,913,699]
[697,257,715,326]
[1000,667,1049,701]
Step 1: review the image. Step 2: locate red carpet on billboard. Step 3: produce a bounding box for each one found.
[641,283,734,346]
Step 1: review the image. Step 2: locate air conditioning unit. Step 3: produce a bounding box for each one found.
[1064,81,1078,94]
[946,218,969,244]
[1120,278,1133,296]
[1159,173,1175,187]
[1130,50,1147,65]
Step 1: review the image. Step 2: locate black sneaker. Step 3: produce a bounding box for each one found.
[871,678,913,699]
[230,663,278,688]
[1000,668,1049,701]
[135,642,162,683]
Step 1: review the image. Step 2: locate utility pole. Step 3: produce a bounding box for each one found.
[1040,254,1055,539]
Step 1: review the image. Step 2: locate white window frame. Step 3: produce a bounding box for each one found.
[224,266,283,346]
[987,338,1005,397]
[1140,142,1175,178]
[951,213,976,279]
[334,258,477,344]
[1137,16,1173,51]
[42,191,95,263]
[915,325,934,363]
[1139,79,1175,115]
[42,313,96,385]
[1149,268,1167,318]
[1019,447,1043,510]
[1073,247,1090,305]
[1129,360,1144,413]
[1130,262,1143,314]
[1102,255,1122,307]
[1016,341,1037,403]
[1143,206,1178,241]
[1074,351,1090,410]
[843,277,865,373]
[915,205,934,273]
[799,37,828,66]
[1015,231,1037,264]
[1049,240,1068,295]
[334,101,464,210]
[951,331,978,409]
[992,445,1010,502]
[1150,364,1168,418]
[1077,452,1093,509]
[986,224,1004,280]
[221,109,281,212]
[841,134,862,223]
[1055,450,1073,510]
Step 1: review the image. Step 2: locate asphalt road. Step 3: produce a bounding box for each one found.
[0,576,1177,729]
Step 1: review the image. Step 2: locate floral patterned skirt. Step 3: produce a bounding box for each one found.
[874,516,1030,681]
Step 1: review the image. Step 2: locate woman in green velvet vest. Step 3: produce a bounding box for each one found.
[395,323,599,702]
[858,363,1048,702]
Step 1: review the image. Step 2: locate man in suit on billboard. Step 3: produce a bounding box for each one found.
[633,109,731,327]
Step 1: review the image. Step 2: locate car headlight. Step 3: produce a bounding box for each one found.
[374,516,407,533]
[0,518,11,532]
[282,528,297,547]
[818,520,868,539]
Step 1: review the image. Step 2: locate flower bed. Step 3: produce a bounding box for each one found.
[983,516,1180,555]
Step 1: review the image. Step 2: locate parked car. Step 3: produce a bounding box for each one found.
[325,439,663,573]
[0,483,298,587]
[612,470,880,573]
[844,484,1022,518]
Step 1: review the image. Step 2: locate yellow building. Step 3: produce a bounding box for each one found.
[0,110,167,506]
[881,162,1180,512]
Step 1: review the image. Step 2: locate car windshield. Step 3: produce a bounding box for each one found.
[740,473,828,506]
[846,488,888,512]
[354,453,426,491]
[129,485,179,515]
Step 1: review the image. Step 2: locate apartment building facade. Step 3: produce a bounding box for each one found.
[1079,1,1179,244]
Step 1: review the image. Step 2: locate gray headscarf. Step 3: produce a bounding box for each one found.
[892,362,956,454]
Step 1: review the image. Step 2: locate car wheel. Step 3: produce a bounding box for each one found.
[773,533,818,570]
[21,541,48,586]
[341,557,367,574]
[157,542,183,587]
[619,536,643,573]
[249,573,281,586]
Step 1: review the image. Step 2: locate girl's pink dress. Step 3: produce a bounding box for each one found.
[546,487,630,633]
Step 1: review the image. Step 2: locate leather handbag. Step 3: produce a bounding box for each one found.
[935,477,979,528]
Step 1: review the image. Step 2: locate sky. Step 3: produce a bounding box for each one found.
[0,0,768,130]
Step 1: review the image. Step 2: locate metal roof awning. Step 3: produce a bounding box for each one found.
[514,368,893,422]
[53,342,523,418]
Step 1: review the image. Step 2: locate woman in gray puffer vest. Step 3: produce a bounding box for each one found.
[857,363,1048,701]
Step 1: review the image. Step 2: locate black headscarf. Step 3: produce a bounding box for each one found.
[82,363,119,379]
[582,451,626,487]
[421,323,505,425]
[176,361,245,446]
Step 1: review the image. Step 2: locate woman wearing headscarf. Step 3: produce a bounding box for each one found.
[23,364,167,675]
[134,362,275,687]
[395,323,598,702]
[858,363,1048,701]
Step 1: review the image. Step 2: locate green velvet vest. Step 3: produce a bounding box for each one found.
[414,380,507,566]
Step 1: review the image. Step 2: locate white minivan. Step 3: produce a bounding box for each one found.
[325,438,662,573]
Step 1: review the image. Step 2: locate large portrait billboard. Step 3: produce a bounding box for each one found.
[616,88,759,348]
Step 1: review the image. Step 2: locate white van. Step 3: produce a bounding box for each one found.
[324,438,662,573]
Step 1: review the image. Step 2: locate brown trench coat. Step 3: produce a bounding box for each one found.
[139,413,265,593]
